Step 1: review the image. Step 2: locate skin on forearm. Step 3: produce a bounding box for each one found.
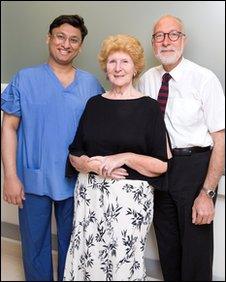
[202,130,225,191]
[192,130,225,225]
[1,113,25,207]
[122,135,170,177]
[123,152,167,177]
[1,113,20,178]
[69,154,100,174]
[70,155,129,179]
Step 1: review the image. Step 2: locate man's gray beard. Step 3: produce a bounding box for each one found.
[155,53,179,65]
[155,45,184,65]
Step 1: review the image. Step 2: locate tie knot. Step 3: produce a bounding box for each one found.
[162,73,171,83]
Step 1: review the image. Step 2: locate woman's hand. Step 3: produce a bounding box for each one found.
[105,167,128,179]
[69,154,89,172]
[90,152,167,177]
[69,154,128,179]
[69,154,101,174]
[89,154,127,177]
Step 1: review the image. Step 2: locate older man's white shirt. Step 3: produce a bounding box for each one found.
[137,57,225,149]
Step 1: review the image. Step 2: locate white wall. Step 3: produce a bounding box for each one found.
[213,177,225,280]
[1,1,225,92]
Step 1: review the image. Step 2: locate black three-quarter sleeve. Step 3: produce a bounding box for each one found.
[65,104,88,178]
[69,112,86,157]
[145,101,169,190]
[147,103,168,162]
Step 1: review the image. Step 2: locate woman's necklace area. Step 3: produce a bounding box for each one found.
[107,88,141,100]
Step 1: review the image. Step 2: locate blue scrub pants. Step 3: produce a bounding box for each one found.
[18,194,74,281]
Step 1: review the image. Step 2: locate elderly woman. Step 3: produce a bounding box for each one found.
[63,34,171,281]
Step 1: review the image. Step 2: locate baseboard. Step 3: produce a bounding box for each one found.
[1,221,58,250]
[145,258,163,280]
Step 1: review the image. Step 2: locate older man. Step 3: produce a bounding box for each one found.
[137,15,225,281]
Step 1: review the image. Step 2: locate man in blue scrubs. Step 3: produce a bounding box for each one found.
[1,14,104,281]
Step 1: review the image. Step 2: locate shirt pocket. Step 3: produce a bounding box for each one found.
[169,97,201,127]
[22,167,43,193]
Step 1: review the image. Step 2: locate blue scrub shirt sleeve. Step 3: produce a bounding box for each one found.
[1,74,21,117]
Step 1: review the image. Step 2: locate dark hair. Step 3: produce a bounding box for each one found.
[49,15,88,42]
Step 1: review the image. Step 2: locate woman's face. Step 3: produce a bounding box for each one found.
[106,51,135,87]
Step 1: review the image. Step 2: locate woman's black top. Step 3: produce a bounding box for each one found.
[66,94,169,190]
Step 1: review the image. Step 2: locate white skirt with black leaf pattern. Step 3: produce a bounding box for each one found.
[63,173,154,281]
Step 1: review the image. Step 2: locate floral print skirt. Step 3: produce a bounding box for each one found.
[63,173,154,281]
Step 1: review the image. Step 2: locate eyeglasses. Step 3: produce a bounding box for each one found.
[152,31,185,43]
[51,33,81,46]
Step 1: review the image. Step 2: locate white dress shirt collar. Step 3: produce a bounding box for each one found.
[158,57,186,82]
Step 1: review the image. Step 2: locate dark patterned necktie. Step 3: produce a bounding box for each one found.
[157,73,172,115]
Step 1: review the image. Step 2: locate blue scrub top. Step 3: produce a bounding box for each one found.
[1,63,104,200]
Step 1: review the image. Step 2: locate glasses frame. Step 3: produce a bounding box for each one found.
[51,33,81,46]
[152,31,186,43]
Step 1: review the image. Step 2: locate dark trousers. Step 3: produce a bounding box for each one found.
[154,150,214,281]
[19,194,74,281]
